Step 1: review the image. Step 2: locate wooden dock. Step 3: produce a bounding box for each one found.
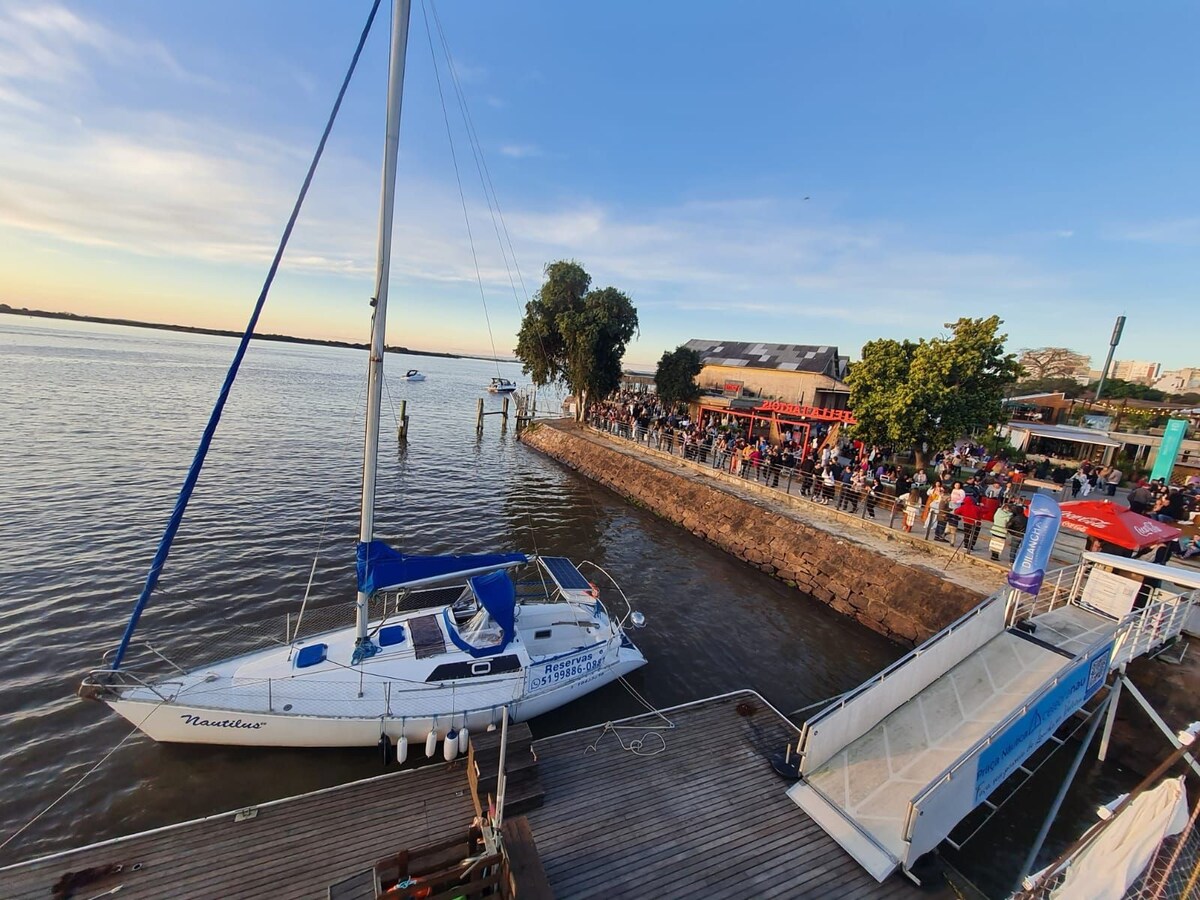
[0,691,929,899]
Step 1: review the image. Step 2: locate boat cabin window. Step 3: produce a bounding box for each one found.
[457,607,506,649]
[534,629,552,640]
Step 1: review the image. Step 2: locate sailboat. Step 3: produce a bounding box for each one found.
[487,377,517,394]
[78,0,647,749]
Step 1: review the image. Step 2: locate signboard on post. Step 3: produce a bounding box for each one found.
[1150,419,1189,483]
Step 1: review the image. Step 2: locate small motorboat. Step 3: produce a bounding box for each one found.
[487,377,517,393]
[404,369,426,382]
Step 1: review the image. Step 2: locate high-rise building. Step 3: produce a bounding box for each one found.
[1111,360,1162,385]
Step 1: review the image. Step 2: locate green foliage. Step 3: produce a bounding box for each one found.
[654,345,702,409]
[846,316,1022,459]
[1090,378,1166,401]
[1006,376,1084,398]
[514,261,638,418]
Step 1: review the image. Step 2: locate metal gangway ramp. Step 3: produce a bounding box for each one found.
[787,552,1200,883]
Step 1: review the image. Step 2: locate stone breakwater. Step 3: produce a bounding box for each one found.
[522,420,993,646]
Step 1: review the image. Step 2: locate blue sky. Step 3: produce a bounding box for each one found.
[0,1,1197,370]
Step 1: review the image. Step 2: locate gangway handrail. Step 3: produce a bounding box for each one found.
[799,591,1008,774]
[901,633,1115,867]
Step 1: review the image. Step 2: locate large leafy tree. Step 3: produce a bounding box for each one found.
[1017,347,1089,380]
[847,316,1021,466]
[654,345,702,410]
[515,261,638,419]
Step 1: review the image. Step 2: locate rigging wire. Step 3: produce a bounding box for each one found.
[426,0,531,314]
[425,0,559,408]
[0,702,165,853]
[419,0,503,379]
[109,0,385,670]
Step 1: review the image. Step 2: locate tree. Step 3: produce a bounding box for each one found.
[1017,347,1089,380]
[1087,378,1165,401]
[515,261,638,419]
[846,316,1022,466]
[654,345,702,410]
[1006,376,1084,399]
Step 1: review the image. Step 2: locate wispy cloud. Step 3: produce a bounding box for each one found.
[0,2,1060,346]
[1116,217,1200,246]
[498,143,541,159]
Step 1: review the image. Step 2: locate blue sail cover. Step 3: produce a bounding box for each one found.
[445,570,518,658]
[356,540,527,594]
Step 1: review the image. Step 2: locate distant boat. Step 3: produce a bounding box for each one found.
[79,1,647,749]
[487,377,517,394]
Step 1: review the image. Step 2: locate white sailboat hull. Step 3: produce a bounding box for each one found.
[104,649,644,748]
[92,589,648,749]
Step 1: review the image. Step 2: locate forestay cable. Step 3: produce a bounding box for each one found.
[110,0,384,669]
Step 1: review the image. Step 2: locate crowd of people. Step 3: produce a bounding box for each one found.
[587,392,1200,567]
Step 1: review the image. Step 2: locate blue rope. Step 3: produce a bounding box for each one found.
[111,0,385,670]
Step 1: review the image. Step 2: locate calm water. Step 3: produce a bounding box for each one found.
[0,317,902,864]
[0,318,1136,896]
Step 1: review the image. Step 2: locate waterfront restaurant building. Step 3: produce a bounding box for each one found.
[683,338,855,446]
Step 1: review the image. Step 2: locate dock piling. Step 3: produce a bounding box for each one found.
[397,399,409,441]
[476,397,485,432]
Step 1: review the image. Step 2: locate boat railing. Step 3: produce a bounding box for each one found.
[163,670,527,718]
[577,560,639,629]
[84,668,184,702]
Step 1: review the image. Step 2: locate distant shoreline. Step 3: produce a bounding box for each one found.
[0,305,518,363]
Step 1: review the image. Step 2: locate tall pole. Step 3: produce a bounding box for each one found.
[1093,314,1125,404]
[357,0,412,651]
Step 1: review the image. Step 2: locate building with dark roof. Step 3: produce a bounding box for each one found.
[683,339,855,447]
[684,338,851,410]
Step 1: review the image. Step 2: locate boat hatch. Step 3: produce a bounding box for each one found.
[540,556,592,592]
[295,643,327,669]
[378,625,406,647]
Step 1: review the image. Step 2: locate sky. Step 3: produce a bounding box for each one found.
[0,1,1197,370]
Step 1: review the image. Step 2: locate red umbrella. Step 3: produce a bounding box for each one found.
[1058,499,1182,550]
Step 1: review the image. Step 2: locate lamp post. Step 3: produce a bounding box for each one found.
[1093,314,1125,403]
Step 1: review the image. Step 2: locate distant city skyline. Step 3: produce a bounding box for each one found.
[1,2,1199,370]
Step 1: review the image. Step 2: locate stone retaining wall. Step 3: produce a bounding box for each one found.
[521,420,989,646]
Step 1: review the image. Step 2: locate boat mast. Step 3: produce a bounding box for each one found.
[357,0,412,651]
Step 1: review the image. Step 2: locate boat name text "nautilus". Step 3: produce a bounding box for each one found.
[179,714,264,730]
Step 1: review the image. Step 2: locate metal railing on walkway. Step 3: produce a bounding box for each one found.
[584,417,1089,570]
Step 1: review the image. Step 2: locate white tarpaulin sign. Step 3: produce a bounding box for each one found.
[1080,569,1142,619]
[1049,777,1188,899]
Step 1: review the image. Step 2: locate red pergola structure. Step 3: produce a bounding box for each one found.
[697,400,857,452]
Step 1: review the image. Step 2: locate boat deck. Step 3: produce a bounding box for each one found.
[0,692,928,899]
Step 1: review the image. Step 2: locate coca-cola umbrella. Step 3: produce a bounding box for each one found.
[1058,499,1182,551]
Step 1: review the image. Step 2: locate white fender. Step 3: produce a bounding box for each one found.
[425,729,437,758]
[396,735,409,765]
[443,728,459,761]
[458,727,470,755]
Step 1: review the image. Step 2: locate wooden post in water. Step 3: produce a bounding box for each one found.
[476,397,485,432]
[501,396,509,429]
[397,399,409,441]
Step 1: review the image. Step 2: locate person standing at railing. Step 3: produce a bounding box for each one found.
[959,494,983,551]
[902,486,923,532]
[1006,500,1027,563]
[989,502,1014,561]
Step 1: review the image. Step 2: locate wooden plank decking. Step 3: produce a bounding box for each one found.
[0,691,930,899]
[524,692,922,899]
